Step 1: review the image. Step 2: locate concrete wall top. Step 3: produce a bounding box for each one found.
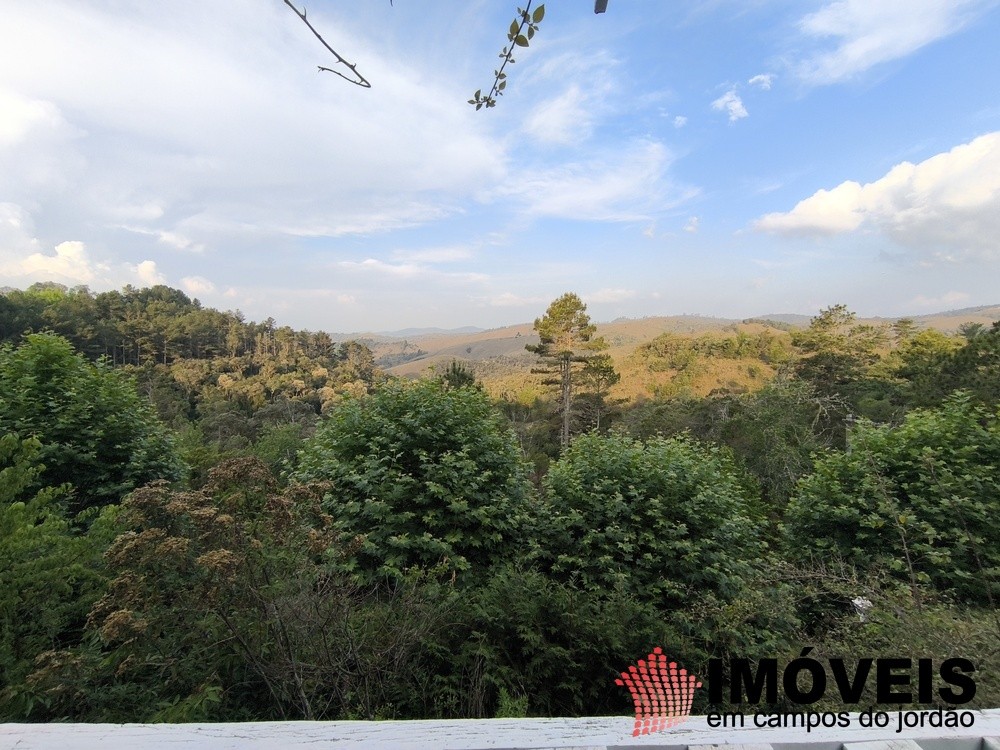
[2,709,998,750]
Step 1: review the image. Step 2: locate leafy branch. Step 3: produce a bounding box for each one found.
[283,0,372,88]
[470,3,545,110]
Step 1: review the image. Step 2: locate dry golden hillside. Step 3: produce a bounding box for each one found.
[373,305,1000,404]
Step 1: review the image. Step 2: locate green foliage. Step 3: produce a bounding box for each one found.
[575,353,622,432]
[539,432,767,615]
[640,328,792,371]
[0,434,114,719]
[788,304,913,429]
[416,565,691,718]
[795,578,1000,711]
[529,293,600,357]
[469,3,545,109]
[528,293,607,447]
[623,379,839,508]
[26,459,451,721]
[4,283,998,721]
[0,333,181,512]
[786,392,1000,605]
[295,379,534,583]
[792,305,888,386]
[440,359,479,390]
[892,328,964,406]
[900,321,1000,407]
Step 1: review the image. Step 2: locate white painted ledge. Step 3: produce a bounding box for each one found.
[2,710,998,750]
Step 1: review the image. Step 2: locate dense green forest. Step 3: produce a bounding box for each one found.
[1,282,998,721]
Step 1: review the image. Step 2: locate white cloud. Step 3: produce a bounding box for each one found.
[0,204,171,289]
[711,90,748,122]
[588,288,637,303]
[748,74,773,90]
[0,0,506,250]
[132,260,166,286]
[121,225,206,252]
[17,241,101,283]
[673,115,688,128]
[337,258,487,284]
[684,216,700,233]
[794,0,991,84]
[338,258,422,278]
[754,132,1000,261]
[0,203,41,256]
[181,275,215,294]
[0,87,67,146]
[336,294,356,305]
[523,85,591,145]
[494,140,696,222]
[391,246,474,263]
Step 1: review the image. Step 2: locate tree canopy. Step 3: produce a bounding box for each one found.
[527,293,608,447]
[294,379,534,583]
[539,431,767,612]
[0,333,181,512]
[785,392,1000,605]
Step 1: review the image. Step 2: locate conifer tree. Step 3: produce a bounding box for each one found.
[527,293,607,448]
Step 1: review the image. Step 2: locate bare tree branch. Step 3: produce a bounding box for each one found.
[283,0,372,88]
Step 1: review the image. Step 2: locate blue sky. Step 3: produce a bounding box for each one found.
[2,1,999,332]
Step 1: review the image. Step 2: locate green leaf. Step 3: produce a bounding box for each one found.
[514,34,529,47]
[533,4,545,23]
[509,20,519,38]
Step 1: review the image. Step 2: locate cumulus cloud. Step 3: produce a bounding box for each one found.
[793,0,991,84]
[684,216,700,233]
[711,90,748,122]
[181,275,215,295]
[748,74,774,90]
[0,203,172,289]
[673,115,688,128]
[18,241,101,283]
[754,132,1000,261]
[132,260,166,286]
[1,237,166,289]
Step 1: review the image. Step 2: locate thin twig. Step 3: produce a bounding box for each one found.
[283,0,372,88]
[486,1,532,105]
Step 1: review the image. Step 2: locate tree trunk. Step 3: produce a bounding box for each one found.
[561,354,572,448]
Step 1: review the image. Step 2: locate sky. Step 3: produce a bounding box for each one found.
[2,0,999,333]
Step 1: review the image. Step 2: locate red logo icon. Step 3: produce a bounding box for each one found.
[615,647,702,736]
